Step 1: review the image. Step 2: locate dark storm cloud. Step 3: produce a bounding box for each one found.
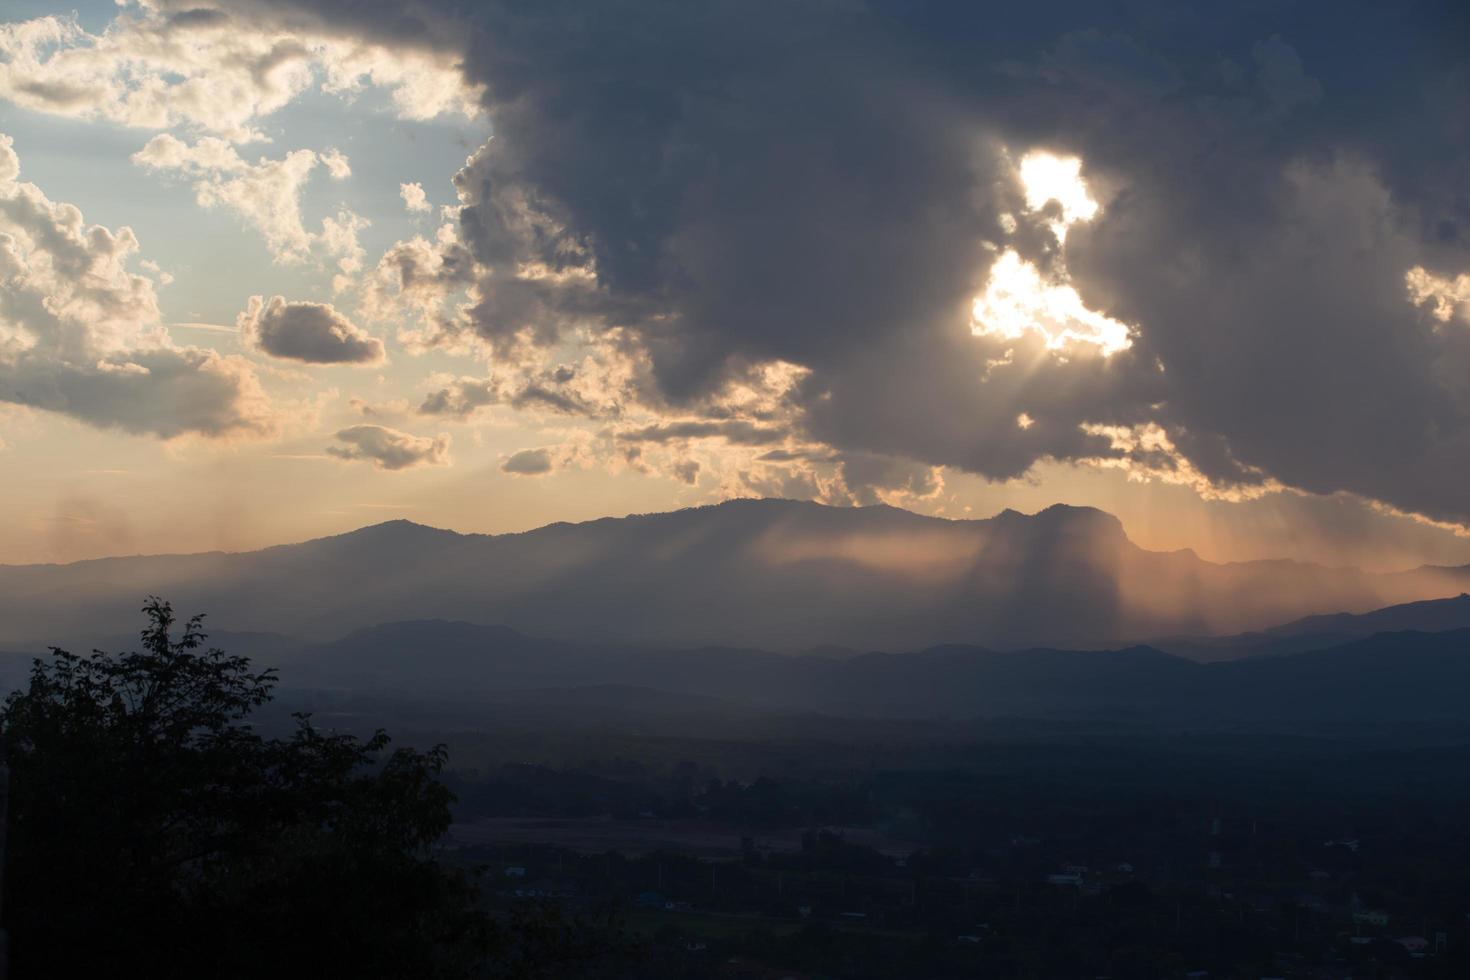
[836,452,943,507]
[207,0,1470,522]
[1004,6,1470,521]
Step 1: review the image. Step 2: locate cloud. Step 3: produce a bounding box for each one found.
[1406,266,1470,325]
[1078,423,1278,503]
[16,1,1470,527]
[418,376,497,418]
[361,223,477,340]
[500,447,553,475]
[347,395,412,422]
[320,148,351,180]
[1065,152,1470,524]
[327,424,450,469]
[400,182,430,213]
[0,6,479,143]
[319,209,370,293]
[672,458,701,485]
[414,330,652,421]
[0,133,277,439]
[618,420,787,446]
[350,0,1465,526]
[1252,35,1323,118]
[132,135,366,266]
[836,452,944,507]
[238,295,385,364]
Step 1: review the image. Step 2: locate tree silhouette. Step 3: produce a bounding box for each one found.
[0,598,488,978]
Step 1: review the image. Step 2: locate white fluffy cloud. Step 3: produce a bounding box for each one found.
[0,134,277,439]
[237,295,385,365]
[0,5,480,143]
[132,134,364,266]
[400,182,430,213]
[359,220,496,355]
[319,209,370,294]
[320,148,352,180]
[327,424,450,469]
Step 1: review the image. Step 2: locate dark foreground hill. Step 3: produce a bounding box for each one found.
[3,499,1468,652]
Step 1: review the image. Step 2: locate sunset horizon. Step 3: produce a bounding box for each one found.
[1,2,1468,578]
[2,1,1467,976]
[7,495,1470,580]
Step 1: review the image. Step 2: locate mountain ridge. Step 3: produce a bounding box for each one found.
[2,498,1468,652]
[1151,593,1470,662]
[7,499,1465,578]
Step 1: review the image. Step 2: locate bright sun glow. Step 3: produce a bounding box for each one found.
[1019,152,1097,240]
[970,150,1130,357]
[971,251,1132,356]
[1405,265,1470,324]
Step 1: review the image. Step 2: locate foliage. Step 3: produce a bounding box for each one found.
[0,598,485,978]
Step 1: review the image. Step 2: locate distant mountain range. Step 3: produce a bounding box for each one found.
[263,617,1470,729]
[1152,592,1470,661]
[2,499,1468,652]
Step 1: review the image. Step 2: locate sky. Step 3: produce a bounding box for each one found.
[0,0,1468,570]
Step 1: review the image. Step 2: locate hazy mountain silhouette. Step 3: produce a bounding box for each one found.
[1153,593,1470,661]
[1270,592,1470,637]
[2,499,1468,652]
[269,617,1470,728]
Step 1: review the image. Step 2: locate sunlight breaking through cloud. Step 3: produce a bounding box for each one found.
[971,250,1132,355]
[970,151,1131,356]
[1019,152,1098,240]
[1406,265,1470,324]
